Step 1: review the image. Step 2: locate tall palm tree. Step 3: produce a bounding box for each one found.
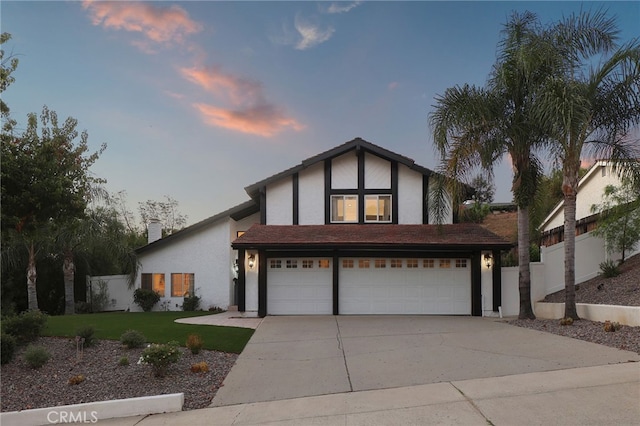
[536,10,640,319]
[430,11,555,319]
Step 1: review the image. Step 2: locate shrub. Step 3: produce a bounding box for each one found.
[182,295,201,312]
[139,341,181,377]
[599,259,621,278]
[1,333,17,365]
[559,317,574,326]
[75,325,97,347]
[118,356,129,366]
[1,310,48,345]
[24,345,51,369]
[604,320,622,332]
[186,334,203,354]
[74,301,92,314]
[120,329,146,349]
[68,375,85,385]
[190,361,209,373]
[208,306,225,313]
[133,288,161,312]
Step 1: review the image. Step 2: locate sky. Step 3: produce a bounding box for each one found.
[3,1,639,227]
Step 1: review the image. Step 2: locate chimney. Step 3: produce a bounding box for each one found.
[147,219,163,244]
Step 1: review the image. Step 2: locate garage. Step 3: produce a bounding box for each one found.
[339,258,471,315]
[267,257,333,315]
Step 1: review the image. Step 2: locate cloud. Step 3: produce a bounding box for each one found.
[294,15,335,50]
[181,66,304,137]
[388,82,399,91]
[326,1,362,14]
[82,0,202,50]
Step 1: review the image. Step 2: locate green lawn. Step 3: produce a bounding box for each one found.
[42,311,254,354]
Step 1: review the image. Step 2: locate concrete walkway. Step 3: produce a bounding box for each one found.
[98,362,640,425]
[174,311,263,329]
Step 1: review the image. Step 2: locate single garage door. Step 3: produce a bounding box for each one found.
[267,258,333,315]
[339,258,471,315]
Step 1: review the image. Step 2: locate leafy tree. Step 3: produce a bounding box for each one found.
[1,32,18,130]
[1,106,105,311]
[590,179,640,263]
[536,10,640,319]
[430,11,555,319]
[470,174,495,204]
[138,195,187,236]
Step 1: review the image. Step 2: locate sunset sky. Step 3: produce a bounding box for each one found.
[3,1,639,226]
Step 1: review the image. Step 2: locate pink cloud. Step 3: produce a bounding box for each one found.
[181,66,304,137]
[82,0,201,49]
[388,81,399,91]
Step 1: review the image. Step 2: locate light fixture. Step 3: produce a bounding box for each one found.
[248,254,256,269]
[484,253,493,269]
[233,260,239,274]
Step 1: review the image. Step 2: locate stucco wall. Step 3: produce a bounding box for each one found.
[332,151,358,189]
[364,152,391,188]
[298,162,325,225]
[266,179,293,225]
[501,262,546,317]
[88,275,134,312]
[397,164,423,224]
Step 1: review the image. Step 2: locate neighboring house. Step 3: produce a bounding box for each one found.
[133,138,511,317]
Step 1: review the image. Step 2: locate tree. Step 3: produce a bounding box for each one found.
[138,196,187,236]
[470,174,495,204]
[1,32,18,130]
[430,11,554,319]
[590,179,640,263]
[1,106,105,311]
[536,10,640,319]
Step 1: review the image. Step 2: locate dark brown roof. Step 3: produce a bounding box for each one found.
[232,224,512,251]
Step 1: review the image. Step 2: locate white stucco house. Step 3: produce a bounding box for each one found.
[131,138,512,317]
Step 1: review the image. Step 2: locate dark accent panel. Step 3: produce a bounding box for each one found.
[260,187,267,225]
[258,251,267,318]
[292,173,299,225]
[324,160,331,224]
[357,148,365,223]
[333,253,339,315]
[391,161,399,224]
[471,252,482,316]
[423,175,430,224]
[492,249,502,312]
[237,249,246,312]
[263,249,474,259]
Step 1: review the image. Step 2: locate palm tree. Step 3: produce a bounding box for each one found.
[430,11,554,319]
[536,10,640,319]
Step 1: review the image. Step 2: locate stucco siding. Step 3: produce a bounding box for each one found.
[364,152,391,189]
[397,164,423,224]
[266,179,293,225]
[298,162,325,225]
[331,151,358,189]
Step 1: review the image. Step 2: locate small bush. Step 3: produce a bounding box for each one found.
[599,259,621,278]
[120,329,146,349]
[190,361,209,373]
[1,310,48,345]
[186,334,204,354]
[208,306,225,313]
[118,356,129,366]
[74,301,92,314]
[182,295,201,311]
[68,375,85,385]
[604,320,622,332]
[75,325,97,347]
[133,288,161,312]
[1,333,17,365]
[24,345,51,369]
[139,341,182,377]
[559,317,574,326]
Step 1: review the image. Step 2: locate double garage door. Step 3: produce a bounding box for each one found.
[267,257,471,315]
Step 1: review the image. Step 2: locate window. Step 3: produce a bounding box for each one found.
[141,273,165,295]
[423,259,435,268]
[365,195,392,222]
[318,259,330,268]
[390,259,402,268]
[455,259,468,268]
[286,260,298,269]
[171,273,194,297]
[331,195,358,222]
[407,259,418,268]
[302,260,314,269]
[440,259,451,269]
[375,259,386,268]
[358,259,370,268]
[270,259,282,269]
[342,259,354,268]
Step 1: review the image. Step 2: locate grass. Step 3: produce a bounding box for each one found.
[41,311,254,354]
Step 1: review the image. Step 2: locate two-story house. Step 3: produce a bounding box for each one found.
[135,138,511,317]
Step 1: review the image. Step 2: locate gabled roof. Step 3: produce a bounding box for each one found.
[244,137,436,200]
[232,224,512,251]
[136,200,258,255]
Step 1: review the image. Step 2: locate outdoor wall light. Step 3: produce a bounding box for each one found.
[484,253,493,269]
[233,260,239,274]
[248,254,256,269]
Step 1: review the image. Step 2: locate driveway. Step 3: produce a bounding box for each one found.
[211,316,639,407]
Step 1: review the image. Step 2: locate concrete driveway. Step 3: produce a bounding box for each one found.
[211,316,639,407]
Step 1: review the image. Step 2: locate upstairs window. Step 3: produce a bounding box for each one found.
[331,195,358,223]
[171,273,194,297]
[141,273,165,295]
[365,195,391,222]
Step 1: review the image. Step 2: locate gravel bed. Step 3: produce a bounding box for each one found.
[1,337,237,412]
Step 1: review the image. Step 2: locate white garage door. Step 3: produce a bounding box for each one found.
[339,258,471,315]
[267,258,333,315]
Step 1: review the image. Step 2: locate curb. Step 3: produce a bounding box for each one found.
[534,302,640,326]
[0,393,184,426]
